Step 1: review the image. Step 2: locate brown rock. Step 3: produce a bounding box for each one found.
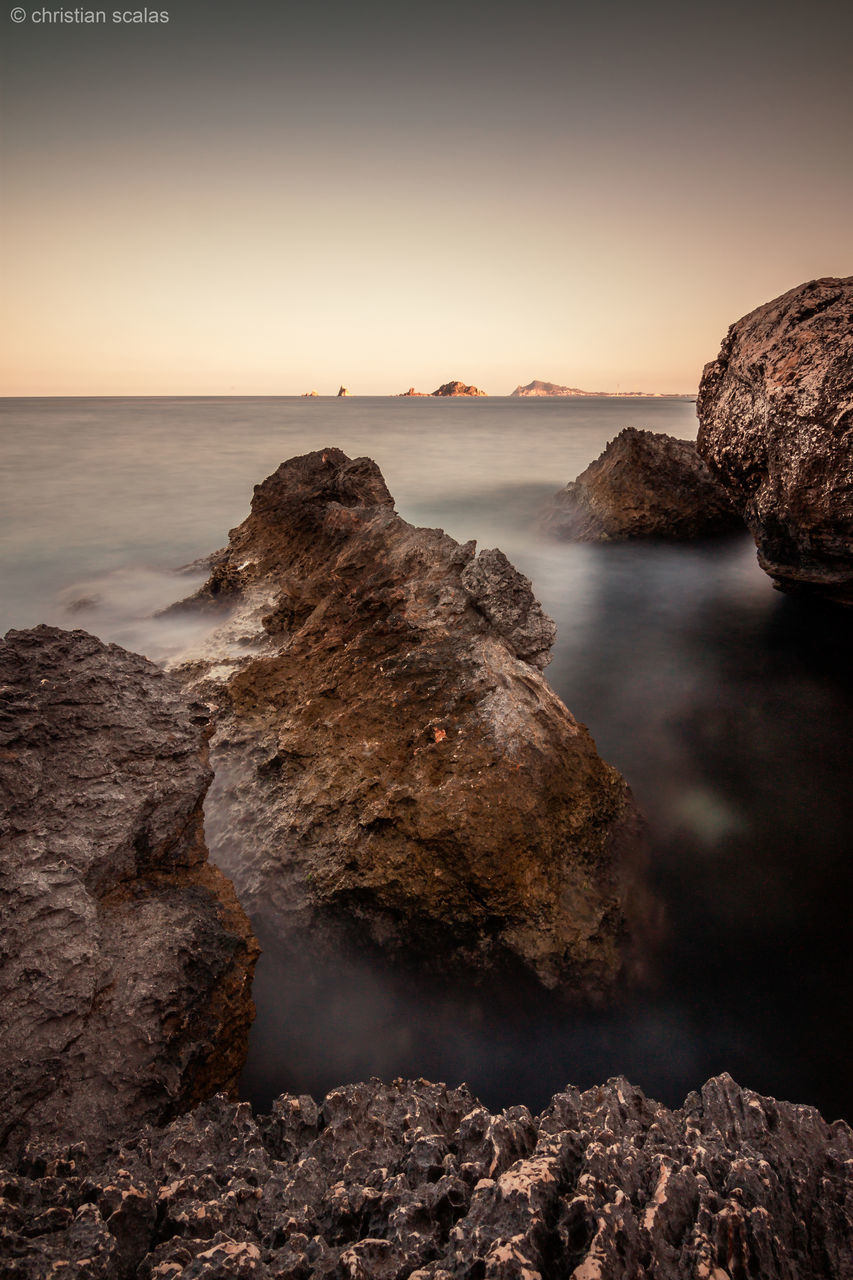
[0,626,258,1163]
[2,1074,849,1278]
[169,448,656,994]
[543,427,742,540]
[697,276,853,602]
[432,381,488,397]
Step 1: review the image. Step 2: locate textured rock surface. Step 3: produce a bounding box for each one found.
[0,626,258,1164]
[431,382,487,397]
[169,447,657,994]
[697,276,853,602]
[543,428,742,541]
[1,1074,849,1279]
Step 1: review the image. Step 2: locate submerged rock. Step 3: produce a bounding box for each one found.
[543,428,742,541]
[697,276,853,602]
[0,626,258,1163]
[2,1074,849,1278]
[432,381,488,397]
[169,447,657,995]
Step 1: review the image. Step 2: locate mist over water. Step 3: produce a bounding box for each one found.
[2,396,850,1121]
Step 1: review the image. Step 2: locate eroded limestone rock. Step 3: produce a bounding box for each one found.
[697,276,853,602]
[0,626,258,1163]
[1,1075,848,1279]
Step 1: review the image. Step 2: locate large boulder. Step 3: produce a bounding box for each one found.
[169,447,657,995]
[697,276,853,602]
[0,626,258,1163]
[2,1073,849,1278]
[542,428,742,541]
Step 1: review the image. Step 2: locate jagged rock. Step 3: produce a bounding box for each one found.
[398,387,430,397]
[168,447,657,994]
[1,1075,848,1278]
[432,382,488,397]
[337,386,351,397]
[697,276,853,602]
[543,428,742,541]
[0,626,258,1164]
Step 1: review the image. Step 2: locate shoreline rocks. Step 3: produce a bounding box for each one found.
[432,381,487,397]
[168,447,659,995]
[2,1073,849,1278]
[697,276,853,603]
[0,626,259,1164]
[542,428,742,541]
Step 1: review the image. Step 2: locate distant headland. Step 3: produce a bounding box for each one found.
[511,379,693,398]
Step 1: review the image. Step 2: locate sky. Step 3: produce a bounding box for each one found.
[1,0,851,396]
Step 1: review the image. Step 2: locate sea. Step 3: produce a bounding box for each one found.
[2,395,851,1123]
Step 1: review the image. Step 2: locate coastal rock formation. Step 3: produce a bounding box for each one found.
[432,381,488,397]
[337,386,351,397]
[398,387,430,397]
[2,1074,849,1278]
[512,379,594,397]
[0,626,258,1164]
[697,276,853,602]
[542,428,742,541]
[170,447,655,994]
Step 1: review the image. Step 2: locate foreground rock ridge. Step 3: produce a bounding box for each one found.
[697,275,853,603]
[0,626,259,1163]
[170,447,656,994]
[543,428,742,541]
[2,1074,849,1279]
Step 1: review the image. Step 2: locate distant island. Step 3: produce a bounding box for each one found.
[511,379,693,399]
[399,380,488,397]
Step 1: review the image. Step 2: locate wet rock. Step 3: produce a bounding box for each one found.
[1,1075,848,1279]
[169,448,656,995]
[697,276,853,602]
[432,382,488,397]
[543,428,742,541]
[0,626,258,1164]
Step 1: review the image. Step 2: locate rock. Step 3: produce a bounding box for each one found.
[2,1074,848,1278]
[432,381,488,397]
[512,379,594,397]
[398,387,430,397]
[543,428,742,541]
[697,276,853,603]
[302,390,319,397]
[337,386,351,397]
[0,626,259,1164]
[168,447,656,995]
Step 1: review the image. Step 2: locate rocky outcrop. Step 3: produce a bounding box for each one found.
[511,381,690,398]
[398,387,431,397]
[337,386,351,397]
[697,276,853,603]
[2,1073,849,1278]
[169,448,657,995]
[0,626,258,1164]
[542,428,742,541]
[432,381,488,397]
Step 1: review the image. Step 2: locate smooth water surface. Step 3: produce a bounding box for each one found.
[2,395,850,1121]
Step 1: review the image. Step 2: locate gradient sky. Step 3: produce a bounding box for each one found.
[2,0,851,395]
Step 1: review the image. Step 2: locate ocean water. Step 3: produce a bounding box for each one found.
[2,395,851,1122]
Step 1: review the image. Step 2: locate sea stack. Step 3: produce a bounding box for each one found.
[169,448,656,995]
[0,626,258,1162]
[697,276,853,602]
